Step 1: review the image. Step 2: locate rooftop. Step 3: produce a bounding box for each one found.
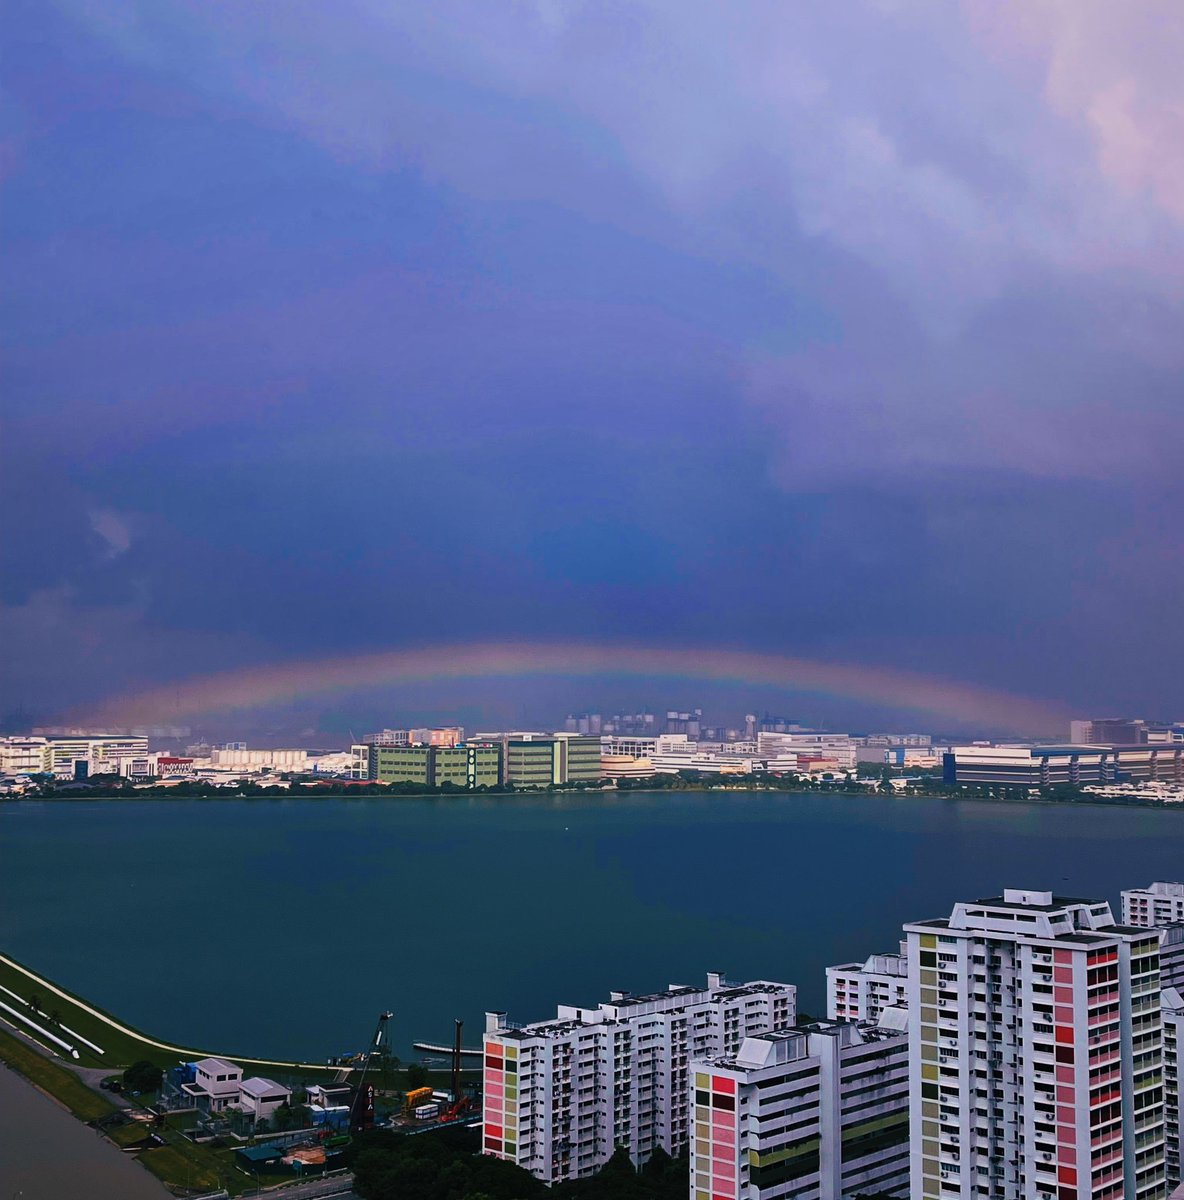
[239,1076,288,1098]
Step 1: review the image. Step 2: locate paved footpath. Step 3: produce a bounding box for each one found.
[0,1062,169,1199]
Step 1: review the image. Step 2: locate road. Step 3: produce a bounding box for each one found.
[242,1174,356,1199]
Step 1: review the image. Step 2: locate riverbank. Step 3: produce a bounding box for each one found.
[6,779,1184,811]
[0,950,350,1078]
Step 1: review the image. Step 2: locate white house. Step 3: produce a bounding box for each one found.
[184,1057,242,1111]
[238,1076,291,1123]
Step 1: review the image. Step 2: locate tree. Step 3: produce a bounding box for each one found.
[27,993,42,1015]
[403,1062,429,1091]
[123,1060,163,1094]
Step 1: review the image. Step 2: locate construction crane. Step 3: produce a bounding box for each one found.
[439,1018,474,1123]
[349,1011,393,1134]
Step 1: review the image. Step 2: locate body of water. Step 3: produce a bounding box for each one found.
[1,792,1181,1064]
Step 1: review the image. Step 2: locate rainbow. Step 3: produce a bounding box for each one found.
[79,641,1068,734]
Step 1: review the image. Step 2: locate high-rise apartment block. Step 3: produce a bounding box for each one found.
[827,943,909,1023]
[690,1016,910,1200]
[1165,988,1183,1192]
[482,973,796,1184]
[1125,883,1184,929]
[904,889,1165,1200]
[1160,927,1184,992]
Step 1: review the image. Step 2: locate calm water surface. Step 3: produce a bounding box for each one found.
[1,792,1181,1062]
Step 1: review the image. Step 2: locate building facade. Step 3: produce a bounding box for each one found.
[944,744,1184,788]
[0,736,49,775]
[502,735,602,787]
[755,732,857,771]
[827,944,909,1023]
[690,1017,910,1200]
[208,746,308,772]
[40,735,150,778]
[1125,883,1184,929]
[1166,989,1182,1192]
[904,888,1166,1200]
[365,743,501,788]
[482,973,796,1184]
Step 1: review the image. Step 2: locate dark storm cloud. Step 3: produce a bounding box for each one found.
[2,0,1182,721]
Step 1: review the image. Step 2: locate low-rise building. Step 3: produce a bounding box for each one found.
[826,944,908,1022]
[0,736,49,775]
[117,754,196,781]
[690,1015,910,1200]
[943,743,1184,788]
[184,1057,243,1112]
[209,746,308,772]
[600,754,658,780]
[601,734,691,759]
[483,972,796,1184]
[237,1077,291,1124]
[755,732,857,771]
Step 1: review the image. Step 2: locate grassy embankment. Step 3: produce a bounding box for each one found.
[0,951,349,1079]
[0,951,478,1194]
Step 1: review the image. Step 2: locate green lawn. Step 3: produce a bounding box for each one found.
[0,1026,119,1122]
[138,1136,235,1194]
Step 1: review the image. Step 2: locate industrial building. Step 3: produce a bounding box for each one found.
[359,742,501,788]
[501,734,601,787]
[0,734,151,779]
[755,732,858,771]
[903,889,1165,1200]
[943,743,1184,788]
[482,973,796,1184]
[690,1015,910,1200]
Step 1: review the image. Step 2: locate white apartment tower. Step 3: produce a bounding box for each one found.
[827,942,909,1023]
[1165,988,1182,1191]
[482,973,796,1184]
[690,1016,910,1200]
[904,889,1166,1200]
[1125,883,1184,929]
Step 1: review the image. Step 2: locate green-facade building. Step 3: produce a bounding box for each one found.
[504,736,602,787]
[368,744,501,788]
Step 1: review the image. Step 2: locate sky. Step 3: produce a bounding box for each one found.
[2,0,1182,735]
